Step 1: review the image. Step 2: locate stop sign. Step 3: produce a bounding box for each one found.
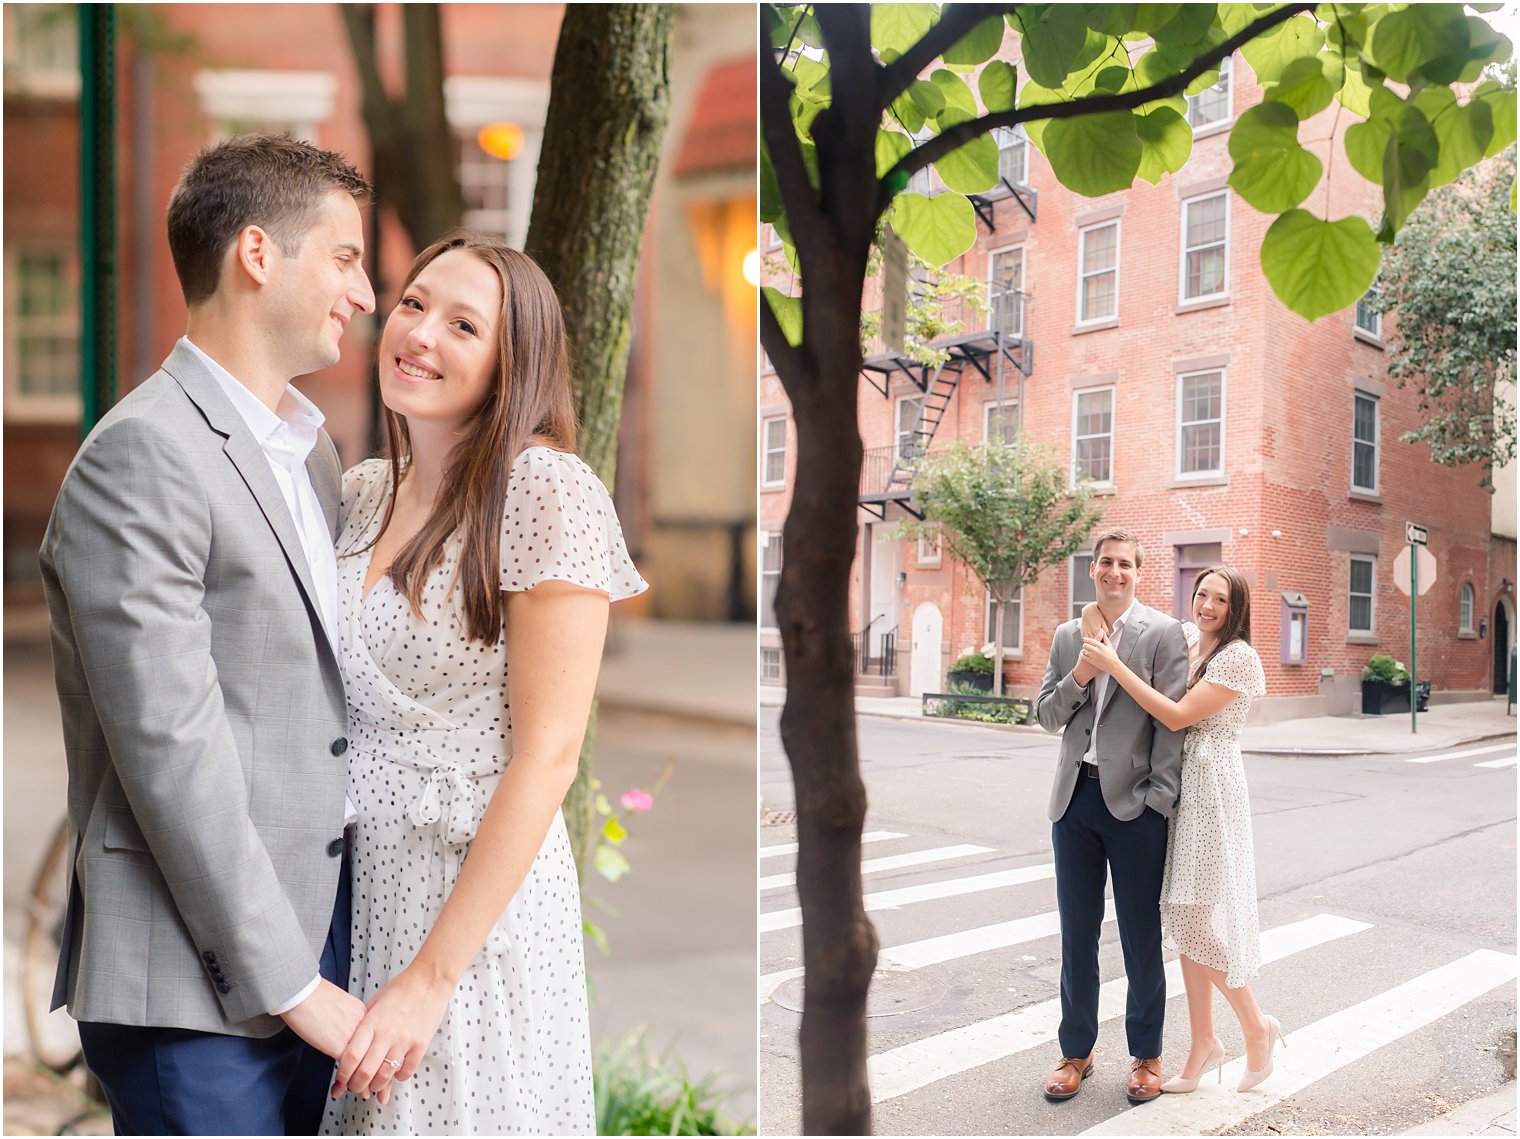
[1393,544,1437,596]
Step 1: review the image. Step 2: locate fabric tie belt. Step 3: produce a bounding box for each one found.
[358,729,505,846]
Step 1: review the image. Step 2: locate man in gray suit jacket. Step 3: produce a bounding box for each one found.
[1035,528,1188,1107]
[41,134,376,1134]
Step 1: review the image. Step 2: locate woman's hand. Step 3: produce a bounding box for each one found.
[1079,602,1109,643]
[1080,634,1123,675]
[332,964,454,1100]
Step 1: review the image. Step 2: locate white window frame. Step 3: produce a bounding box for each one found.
[895,394,925,460]
[1459,583,1475,632]
[1355,284,1382,340]
[193,69,337,144]
[1179,191,1230,304]
[760,647,782,682]
[1349,554,1376,635]
[4,244,82,422]
[1352,390,1380,493]
[1077,220,1120,325]
[761,416,788,488]
[1070,552,1096,622]
[918,524,942,566]
[444,76,550,249]
[988,244,1025,339]
[1072,386,1115,486]
[3,5,80,98]
[985,586,1024,653]
[995,125,1029,188]
[1186,55,1233,131]
[1175,369,1226,479]
[760,532,783,632]
[984,400,1019,445]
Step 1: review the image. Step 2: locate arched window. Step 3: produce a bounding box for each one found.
[1459,583,1475,633]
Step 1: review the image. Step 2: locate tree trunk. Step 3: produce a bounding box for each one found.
[992,600,1006,697]
[525,3,673,872]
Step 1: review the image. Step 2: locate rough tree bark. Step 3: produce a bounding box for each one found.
[525,3,674,870]
[341,5,465,251]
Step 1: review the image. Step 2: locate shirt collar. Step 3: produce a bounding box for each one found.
[180,336,325,449]
[1110,598,1138,634]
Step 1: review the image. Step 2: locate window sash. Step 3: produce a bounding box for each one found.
[985,401,1019,445]
[1460,584,1474,631]
[896,396,924,459]
[1353,393,1379,491]
[1349,556,1375,633]
[1355,286,1381,337]
[1187,57,1232,128]
[1070,554,1096,622]
[1078,222,1119,323]
[1178,372,1224,475]
[760,648,781,681]
[990,247,1024,338]
[985,588,1023,651]
[761,537,783,630]
[762,418,787,485]
[1182,194,1228,300]
[996,126,1028,186]
[1073,389,1114,484]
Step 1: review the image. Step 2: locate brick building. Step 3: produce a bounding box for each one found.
[4,3,758,622]
[760,41,1517,720]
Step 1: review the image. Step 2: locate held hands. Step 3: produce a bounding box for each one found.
[280,978,366,1061]
[331,963,454,1101]
[1080,633,1123,675]
[1072,603,1111,685]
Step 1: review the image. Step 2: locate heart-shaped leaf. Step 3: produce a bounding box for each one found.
[1229,101,1322,213]
[1135,105,1192,184]
[979,61,1018,113]
[763,286,803,347]
[1261,211,1381,322]
[872,4,936,57]
[1044,111,1143,196]
[1240,13,1325,85]
[1265,55,1335,120]
[891,192,979,267]
[1365,4,1469,84]
[942,10,1006,67]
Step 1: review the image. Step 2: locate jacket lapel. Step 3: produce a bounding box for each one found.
[1097,604,1152,725]
[306,432,342,540]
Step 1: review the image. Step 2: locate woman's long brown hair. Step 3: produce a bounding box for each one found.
[369,231,578,644]
[1188,564,1252,688]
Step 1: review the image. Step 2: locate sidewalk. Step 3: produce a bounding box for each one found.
[761,686,1517,756]
[1402,1082,1517,1135]
[599,617,755,725]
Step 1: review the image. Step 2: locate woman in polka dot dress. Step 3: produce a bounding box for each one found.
[319,232,646,1135]
[1080,566,1285,1095]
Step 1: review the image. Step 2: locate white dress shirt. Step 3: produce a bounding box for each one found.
[183,337,349,1015]
[1083,598,1137,765]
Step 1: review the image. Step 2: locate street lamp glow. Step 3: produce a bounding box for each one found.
[742,248,760,287]
[477,122,524,161]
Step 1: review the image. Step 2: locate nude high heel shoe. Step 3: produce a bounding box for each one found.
[1236,1015,1287,1092]
[1160,1039,1225,1093]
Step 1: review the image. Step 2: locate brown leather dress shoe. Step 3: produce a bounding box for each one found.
[1127,1056,1163,1104]
[1044,1054,1094,1101]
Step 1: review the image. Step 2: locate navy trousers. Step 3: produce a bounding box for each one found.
[79,860,351,1136]
[1051,772,1169,1059]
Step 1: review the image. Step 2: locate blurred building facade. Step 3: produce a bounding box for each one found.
[759,36,1517,718]
[3,3,756,623]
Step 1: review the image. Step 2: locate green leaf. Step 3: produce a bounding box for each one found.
[1151,3,1217,45]
[933,123,999,193]
[1365,4,1469,84]
[582,918,609,956]
[872,4,936,57]
[1086,4,1140,37]
[790,53,830,101]
[942,10,1006,67]
[876,128,915,179]
[1240,13,1325,85]
[1381,102,1439,234]
[594,793,612,816]
[979,60,1018,113]
[1131,4,1182,34]
[1229,101,1322,212]
[1454,18,1512,84]
[1335,57,1381,119]
[1216,4,1258,38]
[760,140,782,222]
[1135,105,1192,184]
[889,85,927,134]
[763,286,803,346]
[594,844,632,883]
[1473,81,1518,158]
[910,78,948,119]
[1020,2,1091,88]
[1345,86,1402,183]
[930,68,978,118]
[1261,210,1381,321]
[1044,110,1143,196]
[602,816,628,845]
[890,192,978,266]
[1265,55,1335,120]
[1416,87,1493,189]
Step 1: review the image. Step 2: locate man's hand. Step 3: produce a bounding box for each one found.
[280,978,366,1059]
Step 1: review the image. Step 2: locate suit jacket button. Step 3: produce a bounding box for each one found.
[326,837,345,858]
[330,738,348,756]
[216,982,232,994]
[202,950,216,964]
[1071,701,1081,710]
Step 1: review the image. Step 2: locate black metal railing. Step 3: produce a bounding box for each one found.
[850,621,898,678]
[862,290,1026,359]
[860,444,919,497]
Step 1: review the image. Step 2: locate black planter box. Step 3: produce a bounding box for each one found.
[1361,680,1432,714]
[948,669,993,693]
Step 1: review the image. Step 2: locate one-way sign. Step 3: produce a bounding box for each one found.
[1406,522,1429,546]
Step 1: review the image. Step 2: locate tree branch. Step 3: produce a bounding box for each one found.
[877,4,1002,111]
[882,1,1315,202]
[760,287,808,385]
[761,35,825,253]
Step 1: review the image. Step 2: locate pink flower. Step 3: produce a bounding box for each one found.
[619,788,653,813]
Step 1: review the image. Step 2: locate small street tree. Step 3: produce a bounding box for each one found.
[894,440,1104,696]
[759,4,1516,1130]
[1379,143,1517,488]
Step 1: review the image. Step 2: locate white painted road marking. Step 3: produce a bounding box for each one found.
[760,831,906,860]
[760,843,994,891]
[1405,743,1516,764]
[1475,755,1518,769]
[1082,948,1518,1135]
[869,913,1371,1104]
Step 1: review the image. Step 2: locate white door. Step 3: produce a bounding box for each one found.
[910,602,943,697]
[868,525,903,656]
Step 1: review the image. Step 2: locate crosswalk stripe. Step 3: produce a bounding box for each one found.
[759,902,1119,1005]
[1405,743,1515,764]
[1475,755,1518,768]
[869,913,1371,1104]
[760,844,994,891]
[1082,948,1518,1135]
[761,862,1056,934]
[760,831,906,860]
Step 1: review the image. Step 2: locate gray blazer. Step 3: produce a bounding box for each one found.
[1035,603,1189,823]
[40,341,350,1038]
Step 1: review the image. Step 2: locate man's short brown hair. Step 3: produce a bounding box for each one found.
[1090,526,1144,568]
[166,133,372,306]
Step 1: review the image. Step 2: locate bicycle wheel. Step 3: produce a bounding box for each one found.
[23,817,82,1074]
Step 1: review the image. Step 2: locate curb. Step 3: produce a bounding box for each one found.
[1243,731,1517,759]
[1401,1081,1516,1135]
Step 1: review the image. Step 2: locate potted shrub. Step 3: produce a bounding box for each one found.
[1361,653,1412,714]
[948,649,995,693]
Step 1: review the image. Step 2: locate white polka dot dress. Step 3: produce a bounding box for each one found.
[321,448,647,1136]
[1159,624,1267,991]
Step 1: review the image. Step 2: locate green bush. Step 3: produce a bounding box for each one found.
[595,1030,752,1136]
[1362,653,1411,684]
[950,651,994,675]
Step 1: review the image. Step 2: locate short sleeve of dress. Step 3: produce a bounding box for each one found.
[340,459,390,540]
[1181,620,1201,648]
[499,448,649,602]
[1202,638,1266,697]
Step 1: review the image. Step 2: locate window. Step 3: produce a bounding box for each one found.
[918,525,942,566]
[1355,284,1381,339]
[4,246,81,421]
[1353,391,1379,493]
[760,647,782,682]
[1181,192,1229,302]
[989,246,1024,338]
[1460,583,1475,632]
[761,534,783,630]
[761,417,787,487]
[1078,221,1119,324]
[1073,388,1114,484]
[454,130,514,240]
[1349,555,1375,634]
[1070,553,1096,622]
[995,125,1028,187]
[985,587,1023,651]
[1177,371,1224,477]
[984,401,1019,445]
[896,395,924,460]
[1187,56,1232,130]
[3,5,79,97]
[193,70,337,145]
[1281,591,1309,664]
[444,76,550,248]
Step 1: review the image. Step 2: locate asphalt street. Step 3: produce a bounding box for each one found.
[760,707,1518,1136]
